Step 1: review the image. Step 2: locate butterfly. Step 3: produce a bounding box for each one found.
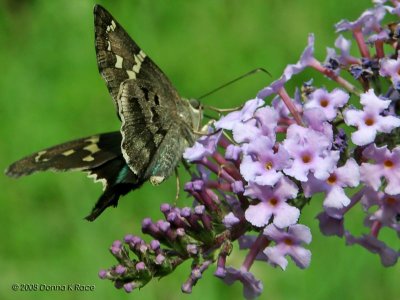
[5,5,202,221]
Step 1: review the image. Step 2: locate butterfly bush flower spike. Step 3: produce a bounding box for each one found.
[101,1,400,298]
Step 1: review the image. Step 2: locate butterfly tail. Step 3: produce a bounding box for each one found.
[84,157,144,221]
[84,181,139,221]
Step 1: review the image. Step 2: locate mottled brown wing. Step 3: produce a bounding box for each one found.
[117,79,177,177]
[5,132,122,178]
[94,4,181,110]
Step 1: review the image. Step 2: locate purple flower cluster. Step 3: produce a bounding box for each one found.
[100,1,400,298]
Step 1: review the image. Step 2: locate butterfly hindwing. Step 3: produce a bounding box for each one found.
[144,120,195,185]
[117,79,175,177]
[85,158,143,221]
[117,79,197,184]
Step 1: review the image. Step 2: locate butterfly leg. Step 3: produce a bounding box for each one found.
[174,167,180,204]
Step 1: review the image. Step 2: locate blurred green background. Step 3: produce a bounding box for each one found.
[1,0,398,299]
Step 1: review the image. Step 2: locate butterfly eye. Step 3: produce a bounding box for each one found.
[189,99,201,109]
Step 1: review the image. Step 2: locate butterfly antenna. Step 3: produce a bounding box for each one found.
[197,67,271,101]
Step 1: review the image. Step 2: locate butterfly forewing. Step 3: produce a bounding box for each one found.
[94,4,198,183]
[94,5,181,110]
[6,132,122,178]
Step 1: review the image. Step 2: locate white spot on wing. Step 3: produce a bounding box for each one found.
[82,136,101,162]
[85,136,99,143]
[132,50,146,72]
[34,151,49,162]
[107,40,111,51]
[84,143,100,154]
[62,149,75,156]
[127,50,147,79]
[106,20,117,32]
[115,55,123,68]
[83,155,95,162]
[126,70,136,79]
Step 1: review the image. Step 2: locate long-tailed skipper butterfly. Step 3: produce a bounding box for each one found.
[5,5,202,221]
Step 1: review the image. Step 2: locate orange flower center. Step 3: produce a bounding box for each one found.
[265,161,273,170]
[284,238,293,245]
[386,197,396,205]
[384,160,394,168]
[302,154,311,164]
[364,117,374,126]
[320,98,329,107]
[327,173,337,184]
[269,198,278,206]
